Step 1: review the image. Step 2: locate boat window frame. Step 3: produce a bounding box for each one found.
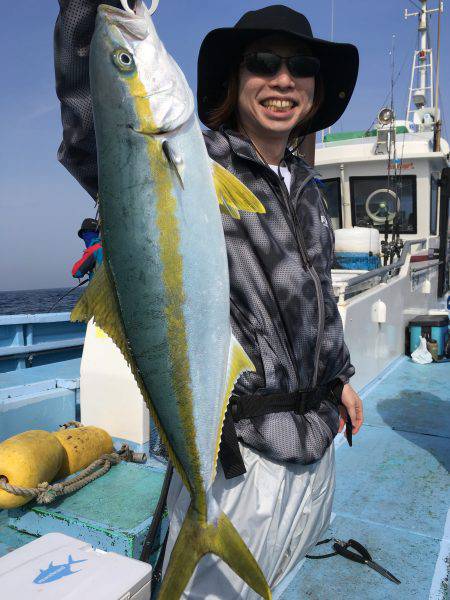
[349,174,417,234]
[430,173,440,236]
[321,177,343,229]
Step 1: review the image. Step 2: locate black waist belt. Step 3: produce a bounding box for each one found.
[219,379,343,480]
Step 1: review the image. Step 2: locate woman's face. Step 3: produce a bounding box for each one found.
[237,35,315,140]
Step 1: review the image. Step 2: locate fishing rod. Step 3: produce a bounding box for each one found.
[46,279,89,313]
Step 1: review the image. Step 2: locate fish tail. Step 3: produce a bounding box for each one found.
[158,504,271,600]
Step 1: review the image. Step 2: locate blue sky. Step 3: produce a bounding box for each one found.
[1,0,448,291]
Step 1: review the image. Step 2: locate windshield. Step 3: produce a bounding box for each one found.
[350,175,417,233]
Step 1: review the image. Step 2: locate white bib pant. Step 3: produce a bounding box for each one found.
[162,442,335,599]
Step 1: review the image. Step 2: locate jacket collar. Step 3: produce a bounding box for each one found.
[219,126,316,182]
[220,126,297,167]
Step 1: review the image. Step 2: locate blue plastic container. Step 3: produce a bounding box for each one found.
[334,252,381,271]
[409,314,449,357]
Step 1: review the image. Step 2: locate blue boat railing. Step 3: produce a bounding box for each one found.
[0,313,86,373]
[342,238,427,298]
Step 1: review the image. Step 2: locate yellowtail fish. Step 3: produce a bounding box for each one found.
[71,0,270,598]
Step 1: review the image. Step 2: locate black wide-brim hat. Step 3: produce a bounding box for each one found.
[197,5,359,136]
[78,217,99,238]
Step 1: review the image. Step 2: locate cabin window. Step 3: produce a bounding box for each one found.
[321,178,342,229]
[349,175,417,234]
[430,174,439,235]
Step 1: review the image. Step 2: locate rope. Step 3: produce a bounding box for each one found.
[0,442,145,505]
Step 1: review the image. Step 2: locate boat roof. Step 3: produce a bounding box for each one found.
[323,126,410,143]
[316,130,449,168]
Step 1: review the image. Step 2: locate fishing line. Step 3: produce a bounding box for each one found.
[46,279,89,313]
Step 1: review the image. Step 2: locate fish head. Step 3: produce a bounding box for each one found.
[91,0,194,136]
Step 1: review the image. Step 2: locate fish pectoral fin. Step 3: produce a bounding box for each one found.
[212,161,266,219]
[158,504,271,600]
[162,140,184,189]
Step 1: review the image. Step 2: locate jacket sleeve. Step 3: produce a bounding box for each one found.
[71,247,97,278]
[54,0,128,198]
[335,342,355,386]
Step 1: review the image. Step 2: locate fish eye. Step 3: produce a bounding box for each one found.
[112,48,135,72]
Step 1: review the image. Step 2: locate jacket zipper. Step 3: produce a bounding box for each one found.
[271,170,326,390]
[223,128,327,390]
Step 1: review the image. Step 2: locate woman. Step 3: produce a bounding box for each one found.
[54,2,363,597]
[162,5,363,598]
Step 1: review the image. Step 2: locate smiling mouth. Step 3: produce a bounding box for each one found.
[260,98,298,112]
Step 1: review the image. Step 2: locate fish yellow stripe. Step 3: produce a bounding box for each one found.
[127,72,205,514]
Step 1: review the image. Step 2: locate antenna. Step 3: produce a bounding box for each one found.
[434,1,443,149]
[389,34,396,113]
[327,0,335,136]
[404,0,444,130]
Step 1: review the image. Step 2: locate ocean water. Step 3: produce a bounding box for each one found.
[0,286,85,316]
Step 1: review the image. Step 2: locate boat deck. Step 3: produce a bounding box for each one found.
[275,357,450,600]
[1,357,449,598]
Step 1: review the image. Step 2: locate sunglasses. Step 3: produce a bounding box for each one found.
[241,52,320,78]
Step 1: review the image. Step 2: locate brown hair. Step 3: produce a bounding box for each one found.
[204,59,324,149]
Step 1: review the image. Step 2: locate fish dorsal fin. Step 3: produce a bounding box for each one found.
[70,261,190,489]
[212,161,265,219]
[212,334,255,473]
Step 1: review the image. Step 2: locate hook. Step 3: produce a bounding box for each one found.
[120,0,159,15]
[119,0,134,14]
[149,0,159,14]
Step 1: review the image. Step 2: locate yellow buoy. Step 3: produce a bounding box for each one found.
[0,426,115,509]
[0,431,64,509]
[54,426,114,479]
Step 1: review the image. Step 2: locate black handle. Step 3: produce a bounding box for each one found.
[348,539,371,561]
[333,542,365,564]
[346,413,353,447]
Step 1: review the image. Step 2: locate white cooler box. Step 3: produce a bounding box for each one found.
[0,532,152,599]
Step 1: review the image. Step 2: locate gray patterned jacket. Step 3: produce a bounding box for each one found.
[205,128,355,464]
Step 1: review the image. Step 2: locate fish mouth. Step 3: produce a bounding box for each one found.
[129,121,184,137]
[98,3,149,40]
[130,125,169,136]
[135,82,174,99]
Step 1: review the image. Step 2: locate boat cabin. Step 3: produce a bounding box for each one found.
[316,126,449,242]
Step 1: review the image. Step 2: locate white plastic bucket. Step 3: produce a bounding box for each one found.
[334,227,380,254]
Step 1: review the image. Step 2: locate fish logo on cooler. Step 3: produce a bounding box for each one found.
[33,554,87,584]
